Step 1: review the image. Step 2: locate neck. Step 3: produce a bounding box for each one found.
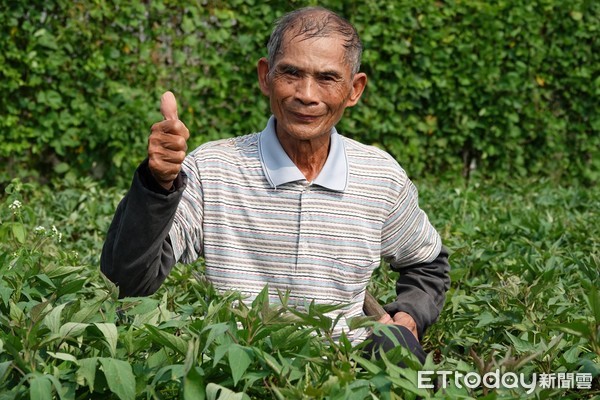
[276,132,330,182]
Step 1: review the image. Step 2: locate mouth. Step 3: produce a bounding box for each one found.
[290,111,321,122]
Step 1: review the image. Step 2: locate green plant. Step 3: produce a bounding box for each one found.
[1,176,599,398]
[1,0,598,187]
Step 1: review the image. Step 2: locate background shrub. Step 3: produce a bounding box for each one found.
[1,0,598,187]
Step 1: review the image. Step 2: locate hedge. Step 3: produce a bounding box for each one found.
[1,0,598,186]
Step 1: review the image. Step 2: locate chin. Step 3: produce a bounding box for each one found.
[288,125,327,140]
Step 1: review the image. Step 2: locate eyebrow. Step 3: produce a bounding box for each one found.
[278,63,300,74]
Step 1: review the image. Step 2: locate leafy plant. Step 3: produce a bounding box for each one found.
[1,175,598,398]
[1,0,598,187]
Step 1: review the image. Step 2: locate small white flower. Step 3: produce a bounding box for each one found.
[8,200,22,210]
[51,225,62,243]
[34,226,46,234]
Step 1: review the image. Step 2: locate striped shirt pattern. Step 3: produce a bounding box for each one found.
[169,117,441,344]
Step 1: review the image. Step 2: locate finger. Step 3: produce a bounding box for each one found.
[392,312,413,326]
[151,133,187,152]
[377,314,392,324]
[152,120,190,140]
[148,153,184,182]
[162,138,188,152]
[148,139,187,163]
[392,312,419,339]
[160,91,178,121]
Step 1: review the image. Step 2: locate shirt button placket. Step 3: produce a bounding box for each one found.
[297,182,311,273]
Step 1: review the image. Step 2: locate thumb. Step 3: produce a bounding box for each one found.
[160,91,179,121]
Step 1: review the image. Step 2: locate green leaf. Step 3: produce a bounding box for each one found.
[29,375,52,400]
[213,343,230,367]
[30,299,51,322]
[0,361,12,382]
[474,311,499,328]
[43,303,67,335]
[570,11,583,21]
[44,266,85,279]
[252,348,283,376]
[555,321,592,338]
[0,287,13,307]
[56,278,87,297]
[123,298,160,315]
[228,344,253,386]
[94,323,118,357]
[9,301,25,324]
[505,331,537,353]
[11,223,25,244]
[586,289,600,325]
[150,364,186,387]
[145,324,188,355]
[53,162,70,174]
[77,358,98,392]
[34,274,56,290]
[350,354,382,375]
[100,272,119,300]
[70,298,106,323]
[99,358,135,400]
[579,359,600,375]
[184,366,205,400]
[206,383,250,400]
[46,351,78,363]
[201,322,230,352]
[59,322,89,338]
[368,374,392,399]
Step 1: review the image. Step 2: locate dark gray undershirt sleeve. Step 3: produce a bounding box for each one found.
[383,246,451,339]
[100,159,187,298]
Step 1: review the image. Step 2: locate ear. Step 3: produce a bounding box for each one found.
[345,72,368,107]
[257,57,271,96]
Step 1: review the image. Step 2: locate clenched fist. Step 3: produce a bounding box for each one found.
[378,311,419,340]
[148,91,190,190]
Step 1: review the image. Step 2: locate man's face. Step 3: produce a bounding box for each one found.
[258,32,366,143]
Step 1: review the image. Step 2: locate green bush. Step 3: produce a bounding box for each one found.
[1,0,598,186]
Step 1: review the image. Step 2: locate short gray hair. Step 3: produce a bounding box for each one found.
[266,7,363,75]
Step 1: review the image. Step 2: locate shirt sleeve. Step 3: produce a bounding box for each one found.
[381,174,441,265]
[100,159,186,297]
[380,172,450,338]
[383,247,450,338]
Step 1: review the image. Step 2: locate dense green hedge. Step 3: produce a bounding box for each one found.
[1,0,598,186]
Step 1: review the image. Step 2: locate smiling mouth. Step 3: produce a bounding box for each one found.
[291,112,320,122]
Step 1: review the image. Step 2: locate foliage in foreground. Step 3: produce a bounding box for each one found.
[0,175,599,399]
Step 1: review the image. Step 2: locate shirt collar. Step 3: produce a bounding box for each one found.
[258,116,349,192]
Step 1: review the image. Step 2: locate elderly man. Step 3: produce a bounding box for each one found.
[101,6,450,363]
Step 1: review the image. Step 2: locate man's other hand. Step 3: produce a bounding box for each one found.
[378,311,419,340]
[148,91,190,190]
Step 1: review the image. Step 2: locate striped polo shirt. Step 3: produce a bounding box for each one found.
[169,116,441,343]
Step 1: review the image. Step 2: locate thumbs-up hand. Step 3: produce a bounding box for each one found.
[148,91,190,190]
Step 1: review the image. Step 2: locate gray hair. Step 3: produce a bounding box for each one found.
[266,7,363,75]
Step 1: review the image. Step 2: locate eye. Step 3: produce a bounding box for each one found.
[318,73,339,83]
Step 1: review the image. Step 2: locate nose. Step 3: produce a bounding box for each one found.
[294,77,318,105]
